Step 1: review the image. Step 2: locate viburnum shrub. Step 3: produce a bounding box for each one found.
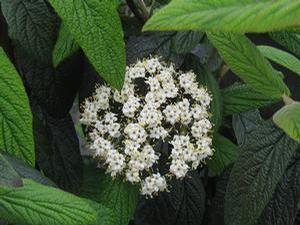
[80,57,213,196]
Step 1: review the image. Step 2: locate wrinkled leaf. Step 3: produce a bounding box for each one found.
[0,179,96,225]
[172,31,203,54]
[0,48,34,166]
[86,200,118,225]
[134,172,206,225]
[273,101,300,142]
[225,120,300,225]
[34,106,83,193]
[49,0,125,90]
[81,165,139,225]
[232,110,262,146]
[1,0,58,64]
[222,83,279,116]
[144,0,300,33]
[207,134,239,175]
[256,153,300,225]
[208,32,290,98]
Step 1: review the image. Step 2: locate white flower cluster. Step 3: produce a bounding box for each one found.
[80,57,213,197]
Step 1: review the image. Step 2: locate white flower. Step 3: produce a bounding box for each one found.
[80,56,213,197]
[170,159,189,179]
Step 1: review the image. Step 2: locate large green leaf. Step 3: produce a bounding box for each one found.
[208,32,290,98]
[143,0,300,33]
[52,22,79,67]
[207,134,239,175]
[222,83,279,116]
[225,120,300,225]
[256,153,300,225]
[0,153,22,187]
[258,45,300,76]
[273,101,300,142]
[270,31,300,57]
[49,0,125,90]
[0,48,34,166]
[81,165,139,225]
[0,179,96,225]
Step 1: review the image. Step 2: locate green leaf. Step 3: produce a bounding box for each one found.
[0,179,96,225]
[171,31,203,54]
[81,165,139,225]
[270,31,300,57]
[222,83,279,116]
[256,153,300,225]
[87,200,118,225]
[207,134,239,175]
[258,45,300,76]
[1,0,57,64]
[273,101,300,142]
[134,172,206,225]
[53,22,79,67]
[225,120,300,225]
[232,110,262,146]
[2,152,56,187]
[208,32,290,98]
[48,0,125,90]
[0,48,34,166]
[143,0,300,33]
[0,153,22,187]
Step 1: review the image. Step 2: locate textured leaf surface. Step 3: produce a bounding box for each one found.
[270,31,300,57]
[222,83,279,116]
[232,110,262,146]
[0,179,96,225]
[49,0,125,90]
[208,32,290,98]
[172,31,203,54]
[1,0,57,64]
[144,0,300,33]
[0,153,22,187]
[258,45,300,76]
[0,48,34,166]
[3,153,56,187]
[53,22,79,67]
[34,109,83,192]
[96,173,139,225]
[81,165,139,225]
[87,200,118,225]
[207,134,239,175]
[134,172,206,225]
[225,120,300,225]
[256,153,300,225]
[273,101,300,142]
